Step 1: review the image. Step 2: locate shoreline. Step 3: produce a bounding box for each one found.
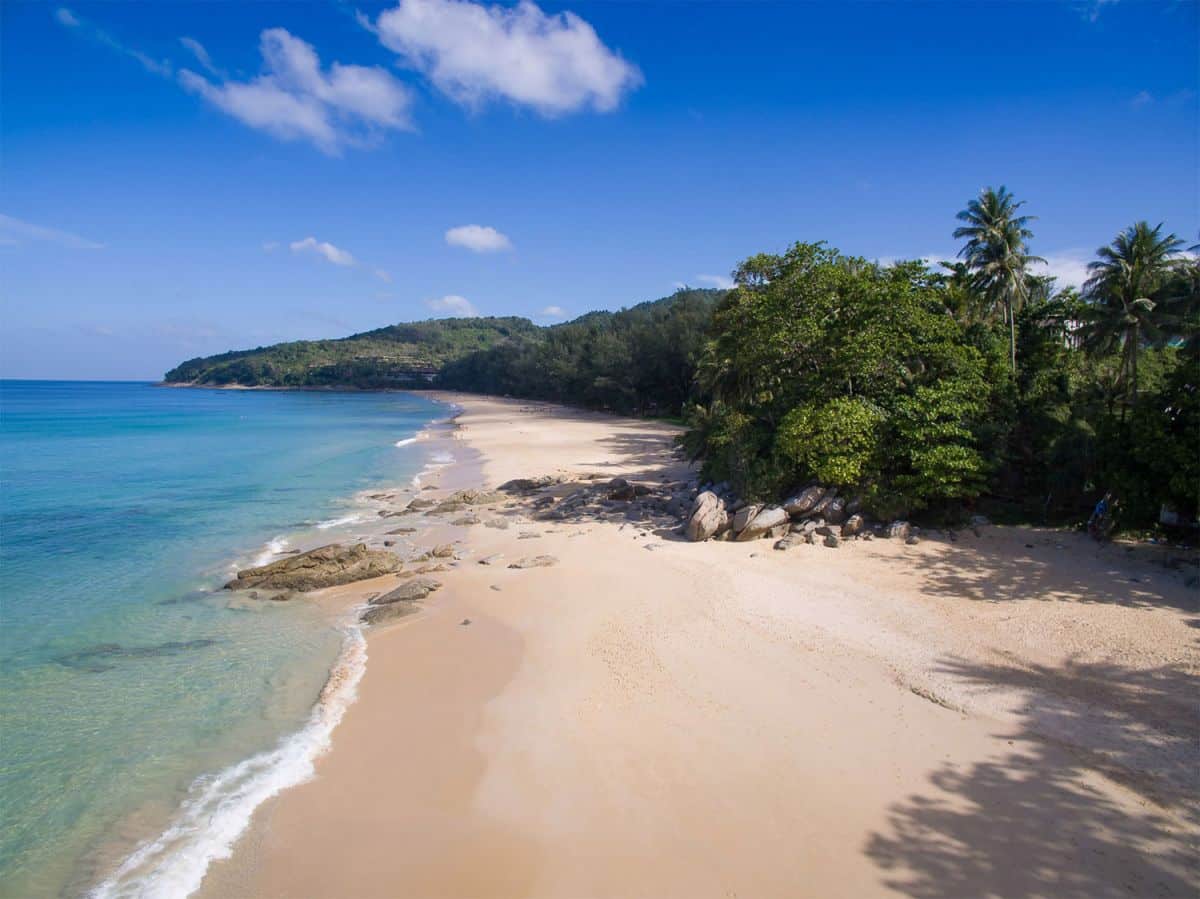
[83,396,474,897]
[190,392,1198,898]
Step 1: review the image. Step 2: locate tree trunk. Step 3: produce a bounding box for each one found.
[1130,322,1140,406]
[1007,299,1017,370]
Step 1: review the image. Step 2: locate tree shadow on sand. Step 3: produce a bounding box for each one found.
[865,657,1199,898]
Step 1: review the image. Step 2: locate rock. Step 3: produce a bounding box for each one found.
[445,488,505,506]
[518,531,541,539]
[823,534,841,548]
[810,491,840,520]
[767,523,791,539]
[478,554,503,566]
[783,486,825,517]
[607,477,637,500]
[431,544,456,558]
[484,518,510,530]
[531,495,555,510]
[434,501,468,514]
[498,476,556,493]
[804,531,817,545]
[360,602,420,626]
[814,524,837,537]
[368,577,441,605]
[737,506,788,541]
[508,555,559,569]
[383,540,396,547]
[386,527,416,535]
[822,498,847,525]
[861,531,874,541]
[731,503,763,534]
[451,515,480,526]
[887,521,912,540]
[969,514,991,527]
[686,491,728,542]
[841,514,865,537]
[407,498,436,510]
[905,535,920,545]
[225,543,402,592]
[773,534,802,551]
[460,618,471,626]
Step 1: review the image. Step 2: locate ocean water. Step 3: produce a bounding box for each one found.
[0,381,448,898]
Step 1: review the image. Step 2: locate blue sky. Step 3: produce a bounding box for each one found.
[2,0,1196,379]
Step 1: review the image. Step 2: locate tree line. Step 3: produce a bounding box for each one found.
[444,191,1198,531]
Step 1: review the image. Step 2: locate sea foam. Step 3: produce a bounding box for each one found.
[88,625,368,899]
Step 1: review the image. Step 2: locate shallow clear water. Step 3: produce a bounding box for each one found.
[0,381,445,897]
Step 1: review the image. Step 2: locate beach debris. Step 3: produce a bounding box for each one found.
[490,585,502,591]
[460,618,471,626]
[368,577,442,605]
[508,555,559,569]
[225,543,402,592]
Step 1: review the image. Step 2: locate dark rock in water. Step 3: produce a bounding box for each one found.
[54,639,220,672]
[368,577,441,605]
[508,555,559,569]
[225,543,402,592]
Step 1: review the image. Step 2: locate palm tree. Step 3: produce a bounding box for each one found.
[954,186,1045,369]
[1081,221,1184,405]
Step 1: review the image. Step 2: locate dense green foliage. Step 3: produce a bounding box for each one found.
[166,198,1198,531]
[164,317,539,387]
[437,289,721,415]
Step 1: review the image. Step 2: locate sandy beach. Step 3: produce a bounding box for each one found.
[199,392,1199,899]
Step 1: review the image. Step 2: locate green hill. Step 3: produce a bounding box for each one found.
[163,316,540,388]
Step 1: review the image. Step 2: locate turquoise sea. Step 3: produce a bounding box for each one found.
[0,381,447,898]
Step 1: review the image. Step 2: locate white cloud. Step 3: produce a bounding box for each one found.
[372,0,642,115]
[0,213,105,249]
[54,7,172,76]
[539,305,566,318]
[180,37,223,77]
[180,28,413,154]
[425,294,479,317]
[695,273,734,290]
[375,268,393,282]
[290,236,356,266]
[1080,0,1119,22]
[445,224,512,252]
[1034,251,1092,288]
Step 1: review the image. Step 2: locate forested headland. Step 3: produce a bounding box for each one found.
[167,189,1198,533]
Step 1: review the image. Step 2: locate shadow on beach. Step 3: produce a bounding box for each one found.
[866,656,1199,898]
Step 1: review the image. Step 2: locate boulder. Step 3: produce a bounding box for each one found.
[783,486,826,517]
[368,578,441,606]
[508,555,559,569]
[498,476,556,493]
[841,514,865,537]
[905,534,920,546]
[608,478,637,501]
[431,544,456,558]
[731,503,763,534]
[407,498,436,510]
[225,543,402,592]
[887,521,912,541]
[737,506,788,541]
[822,498,847,525]
[810,491,840,519]
[484,518,510,530]
[773,533,803,551]
[451,515,481,526]
[360,602,420,626]
[686,491,728,542]
[814,524,837,537]
[823,534,841,548]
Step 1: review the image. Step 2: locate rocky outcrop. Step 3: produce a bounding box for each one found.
[686,491,728,541]
[498,476,559,493]
[508,555,559,569]
[367,577,441,605]
[731,503,763,534]
[841,514,864,537]
[225,543,402,592]
[735,506,788,541]
[783,486,825,517]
